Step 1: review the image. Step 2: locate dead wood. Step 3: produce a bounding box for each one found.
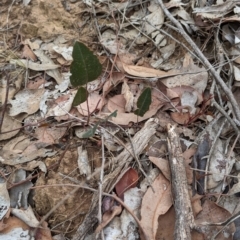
[167,124,195,240]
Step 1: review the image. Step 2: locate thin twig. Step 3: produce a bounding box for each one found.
[98,133,106,239]
[0,72,10,133]
[211,101,239,134]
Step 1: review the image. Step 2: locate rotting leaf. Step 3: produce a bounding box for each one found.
[134,87,152,117]
[70,41,102,87]
[72,87,88,106]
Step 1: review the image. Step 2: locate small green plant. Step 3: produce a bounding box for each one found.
[70,41,102,106]
[134,87,152,117]
[70,41,151,127]
[82,110,117,138]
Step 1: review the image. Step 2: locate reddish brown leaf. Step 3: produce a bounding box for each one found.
[115,168,138,199]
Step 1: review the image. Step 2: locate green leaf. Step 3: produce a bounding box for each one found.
[72,87,88,106]
[134,87,152,117]
[82,110,118,138]
[105,110,118,121]
[82,123,99,138]
[70,42,102,87]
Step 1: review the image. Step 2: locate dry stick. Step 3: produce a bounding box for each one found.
[167,124,195,240]
[211,101,239,134]
[210,32,225,104]
[157,0,240,122]
[98,133,106,240]
[0,72,9,133]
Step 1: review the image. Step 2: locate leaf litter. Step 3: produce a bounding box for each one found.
[1,0,240,239]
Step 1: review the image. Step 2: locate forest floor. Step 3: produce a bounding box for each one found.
[1,0,240,239]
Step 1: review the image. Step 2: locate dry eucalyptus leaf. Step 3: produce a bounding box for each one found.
[148,157,170,180]
[195,199,235,239]
[76,92,103,116]
[11,206,39,228]
[21,45,37,61]
[122,63,174,78]
[10,59,59,71]
[140,173,172,240]
[46,91,76,117]
[0,136,55,165]
[9,89,45,116]
[162,53,208,93]
[0,113,22,141]
[143,5,164,34]
[121,80,134,112]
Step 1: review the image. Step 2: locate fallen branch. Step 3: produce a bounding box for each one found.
[167,124,195,239]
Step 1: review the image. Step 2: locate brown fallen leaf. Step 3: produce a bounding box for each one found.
[0,112,22,141]
[77,92,103,116]
[9,89,45,116]
[108,88,165,125]
[122,62,175,78]
[195,199,235,239]
[140,173,172,240]
[0,216,30,234]
[170,112,190,125]
[108,94,126,113]
[148,156,170,181]
[162,53,208,94]
[102,72,125,98]
[115,168,138,199]
[156,206,175,240]
[191,194,203,218]
[27,76,47,89]
[21,44,37,61]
